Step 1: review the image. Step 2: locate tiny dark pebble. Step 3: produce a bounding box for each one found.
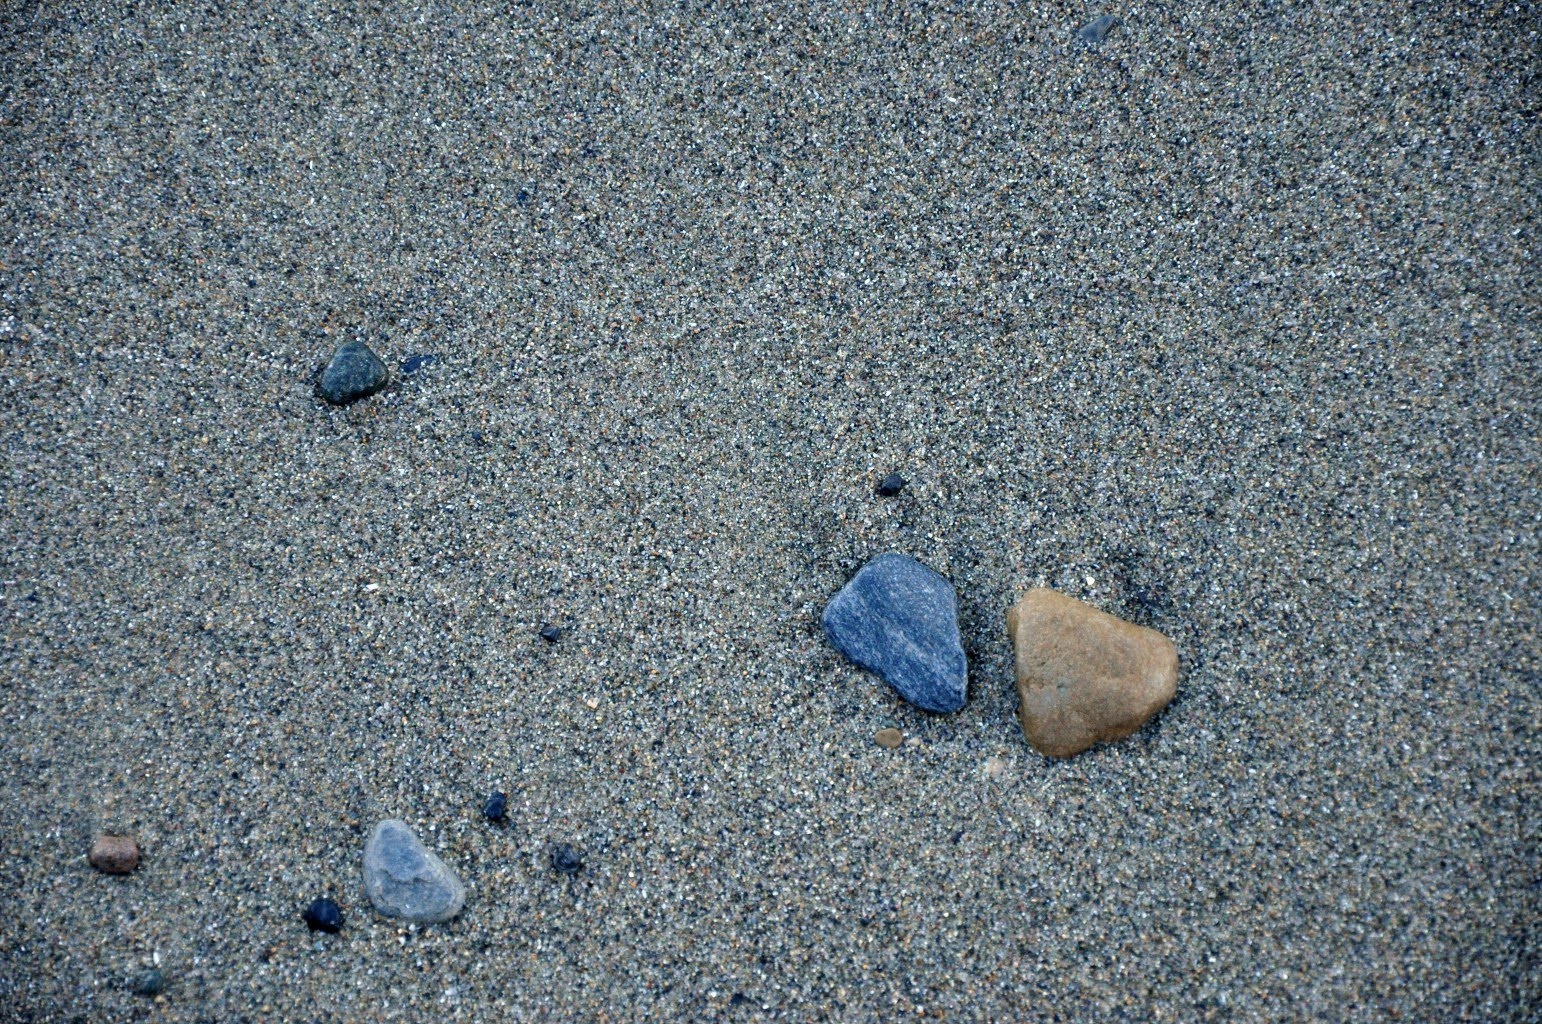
[132,969,165,996]
[730,993,752,1007]
[876,473,907,497]
[400,352,438,375]
[1129,585,1170,615]
[302,897,344,934]
[539,624,563,643]
[1077,14,1120,44]
[550,843,584,876]
[482,791,507,822]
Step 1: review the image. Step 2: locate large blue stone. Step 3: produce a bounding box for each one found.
[822,553,969,713]
[362,819,465,923]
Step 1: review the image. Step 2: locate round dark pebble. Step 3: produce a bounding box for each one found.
[482,791,507,822]
[876,473,907,497]
[539,624,563,643]
[318,340,388,405]
[302,897,344,934]
[550,843,584,876]
[132,968,165,997]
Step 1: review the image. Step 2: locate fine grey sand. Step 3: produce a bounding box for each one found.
[1,2,1537,1021]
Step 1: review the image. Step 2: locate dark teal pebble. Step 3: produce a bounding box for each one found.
[318,341,388,404]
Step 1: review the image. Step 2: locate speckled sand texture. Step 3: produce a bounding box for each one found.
[1,3,1536,1022]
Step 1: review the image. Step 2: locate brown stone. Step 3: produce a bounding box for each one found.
[874,728,903,749]
[89,834,141,875]
[1007,589,1178,758]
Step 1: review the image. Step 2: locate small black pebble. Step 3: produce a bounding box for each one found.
[483,791,507,822]
[132,968,165,996]
[302,897,344,934]
[730,992,752,1007]
[516,188,531,206]
[876,473,907,497]
[550,843,584,876]
[318,340,389,405]
[539,624,563,643]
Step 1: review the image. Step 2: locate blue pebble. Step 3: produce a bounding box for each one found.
[822,553,968,713]
[302,897,344,934]
[1077,14,1120,44]
[400,352,438,375]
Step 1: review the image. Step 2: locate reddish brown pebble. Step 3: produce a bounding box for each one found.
[875,728,903,749]
[89,834,141,875]
[1008,588,1179,758]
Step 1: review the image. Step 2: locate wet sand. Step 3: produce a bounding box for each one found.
[0,2,1536,1021]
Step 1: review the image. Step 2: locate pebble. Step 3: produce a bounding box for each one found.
[1077,14,1121,44]
[482,791,507,822]
[362,820,466,923]
[399,352,438,375]
[89,834,140,875]
[822,553,968,713]
[302,897,344,934]
[1007,588,1178,758]
[550,843,584,876]
[875,473,907,497]
[318,340,389,404]
[874,728,903,749]
[539,624,563,643]
[131,968,165,997]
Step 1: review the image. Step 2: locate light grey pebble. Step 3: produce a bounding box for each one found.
[318,340,389,405]
[362,819,465,923]
[1077,14,1121,44]
[822,552,968,714]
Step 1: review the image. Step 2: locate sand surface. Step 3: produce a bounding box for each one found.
[1,2,1536,1021]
